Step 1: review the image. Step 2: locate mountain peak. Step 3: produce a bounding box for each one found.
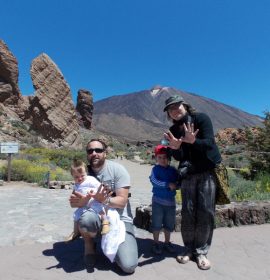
[93,87,263,142]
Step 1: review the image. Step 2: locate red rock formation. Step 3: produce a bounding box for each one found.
[215,128,246,146]
[76,89,93,129]
[26,53,82,148]
[0,39,22,105]
[215,127,260,147]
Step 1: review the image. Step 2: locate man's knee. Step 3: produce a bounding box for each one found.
[78,211,101,233]
[116,259,137,274]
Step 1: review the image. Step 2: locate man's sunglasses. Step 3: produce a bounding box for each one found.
[87,148,104,155]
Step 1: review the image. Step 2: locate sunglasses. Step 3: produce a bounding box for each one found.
[87,148,104,155]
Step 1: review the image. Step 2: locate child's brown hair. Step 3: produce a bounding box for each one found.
[70,159,87,175]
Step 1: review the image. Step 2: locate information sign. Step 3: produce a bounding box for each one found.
[0,142,19,154]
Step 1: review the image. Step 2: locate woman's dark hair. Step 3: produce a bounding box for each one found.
[184,103,196,114]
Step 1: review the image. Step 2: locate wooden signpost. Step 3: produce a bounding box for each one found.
[0,142,19,182]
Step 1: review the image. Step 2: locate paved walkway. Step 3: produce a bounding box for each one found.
[0,159,270,279]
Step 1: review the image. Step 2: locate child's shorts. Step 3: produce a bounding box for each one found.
[151,201,176,232]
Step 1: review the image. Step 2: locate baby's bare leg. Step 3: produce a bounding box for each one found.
[100,210,110,235]
[65,221,81,242]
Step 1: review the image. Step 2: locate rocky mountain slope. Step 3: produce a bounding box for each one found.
[93,86,263,142]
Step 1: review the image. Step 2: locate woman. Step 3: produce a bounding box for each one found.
[163,95,222,270]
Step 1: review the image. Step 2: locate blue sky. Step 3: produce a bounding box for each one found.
[1,0,269,117]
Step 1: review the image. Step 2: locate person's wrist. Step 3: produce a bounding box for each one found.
[103,197,111,206]
[82,196,89,207]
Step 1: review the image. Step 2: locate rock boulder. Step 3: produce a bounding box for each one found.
[76,89,93,129]
[0,39,21,105]
[25,53,82,148]
[134,201,270,232]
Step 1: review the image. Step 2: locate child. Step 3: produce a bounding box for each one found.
[149,144,178,254]
[66,159,110,242]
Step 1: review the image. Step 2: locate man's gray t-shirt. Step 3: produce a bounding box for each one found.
[94,160,133,224]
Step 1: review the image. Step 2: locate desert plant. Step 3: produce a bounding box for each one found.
[228,169,270,201]
[239,167,251,179]
[10,120,28,130]
[21,148,85,170]
[245,111,270,176]
[0,159,72,184]
[175,190,182,204]
[223,145,245,155]
[255,172,270,193]
[228,170,256,201]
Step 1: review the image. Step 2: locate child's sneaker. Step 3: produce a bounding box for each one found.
[164,242,175,253]
[152,243,162,255]
[101,220,110,235]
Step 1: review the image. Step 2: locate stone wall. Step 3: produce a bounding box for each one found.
[134,201,270,232]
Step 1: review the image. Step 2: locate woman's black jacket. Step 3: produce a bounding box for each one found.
[169,112,222,173]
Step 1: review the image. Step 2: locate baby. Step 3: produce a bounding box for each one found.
[66,159,110,242]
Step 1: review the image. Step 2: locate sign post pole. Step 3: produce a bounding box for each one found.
[0,143,19,183]
[7,153,12,182]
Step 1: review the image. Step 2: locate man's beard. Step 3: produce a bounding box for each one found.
[89,156,105,169]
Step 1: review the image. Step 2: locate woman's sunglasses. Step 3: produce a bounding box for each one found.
[87,148,104,155]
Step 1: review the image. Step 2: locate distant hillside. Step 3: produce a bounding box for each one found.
[93,86,263,142]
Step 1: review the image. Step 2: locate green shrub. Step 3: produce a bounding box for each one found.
[0,159,72,185]
[223,145,245,155]
[239,167,252,179]
[10,120,28,130]
[226,155,248,169]
[21,148,85,170]
[25,164,51,184]
[255,172,270,193]
[228,169,270,201]
[245,111,270,176]
[175,190,182,204]
[125,150,135,160]
[229,170,256,201]
[0,153,7,160]
[138,149,155,165]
